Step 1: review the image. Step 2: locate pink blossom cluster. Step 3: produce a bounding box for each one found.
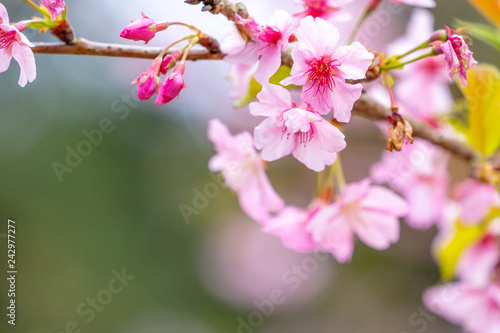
[40,0,65,21]
[424,181,500,332]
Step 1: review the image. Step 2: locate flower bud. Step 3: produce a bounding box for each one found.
[155,64,187,105]
[120,13,159,43]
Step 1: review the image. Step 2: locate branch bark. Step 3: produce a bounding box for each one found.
[352,94,476,160]
[31,39,476,161]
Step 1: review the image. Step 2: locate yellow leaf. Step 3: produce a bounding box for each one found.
[461,64,500,156]
[435,220,485,281]
[467,0,500,27]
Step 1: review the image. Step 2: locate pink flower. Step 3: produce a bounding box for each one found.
[155,63,186,105]
[0,4,36,87]
[281,16,373,122]
[456,233,500,287]
[40,0,65,21]
[307,178,409,262]
[222,10,293,84]
[424,229,500,333]
[250,84,346,172]
[454,179,500,225]
[294,0,354,22]
[263,205,319,253]
[207,119,284,223]
[371,139,449,229]
[388,9,452,123]
[435,26,478,87]
[120,13,167,44]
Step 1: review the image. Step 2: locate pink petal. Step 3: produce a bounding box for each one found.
[295,16,339,57]
[353,210,400,250]
[254,117,295,161]
[264,206,317,252]
[308,206,354,262]
[292,139,338,172]
[0,49,12,73]
[0,4,10,25]
[11,41,36,87]
[254,44,282,84]
[249,84,292,117]
[328,81,363,122]
[362,186,409,217]
[335,42,374,80]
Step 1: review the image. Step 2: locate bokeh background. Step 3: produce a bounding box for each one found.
[0,0,497,332]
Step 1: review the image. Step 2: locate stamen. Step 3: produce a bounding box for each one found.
[304,56,341,97]
[0,29,16,50]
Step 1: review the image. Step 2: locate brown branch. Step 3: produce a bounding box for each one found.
[32,38,225,60]
[31,38,475,161]
[352,94,476,161]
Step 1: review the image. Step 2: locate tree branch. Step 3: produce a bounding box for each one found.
[32,38,225,60]
[31,39,476,161]
[352,94,476,160]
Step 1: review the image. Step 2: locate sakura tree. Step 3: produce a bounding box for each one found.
[2,0,500,332]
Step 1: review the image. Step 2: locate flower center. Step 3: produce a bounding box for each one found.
[257,26,282,46]
[305,56,341,96]
[0,29,16,50]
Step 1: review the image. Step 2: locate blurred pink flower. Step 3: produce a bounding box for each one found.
[424,281,500,333]
[264,205,319,253]
[120,13,166,44]
[40,0,65,21]
[456,233,500,287]
[0,4,36,87]
[454,179,500,225]
[424,229,500,333]
[434,26,478,87]
[307,178,409,262]
[280,16,373,122]
[155,63,186,105]
[250,84,346,172]
[222,10,293,84]
[294,0,354,22]
[207,119,284,223]
[388,9,452,123]
[371,139,449,229]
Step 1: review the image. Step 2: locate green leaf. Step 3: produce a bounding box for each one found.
[461,64,500,156]
[456,19,500,52]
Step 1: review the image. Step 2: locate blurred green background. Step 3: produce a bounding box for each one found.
[0,0,497,332]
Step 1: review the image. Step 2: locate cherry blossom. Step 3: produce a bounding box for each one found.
[222,10,293,84]
[387,9,452,123]
[433,26,478,87]
[293,0,354,22]
[424,225,500,333]
[371,139,449,229]
[40,0,65,21]
[280,16,373,122]
[454,179,500,225]
[250,84,346,172]
[307,178,409,262]
[0,4,36,87]
[263,204,320,253]
[207,119,284,223]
